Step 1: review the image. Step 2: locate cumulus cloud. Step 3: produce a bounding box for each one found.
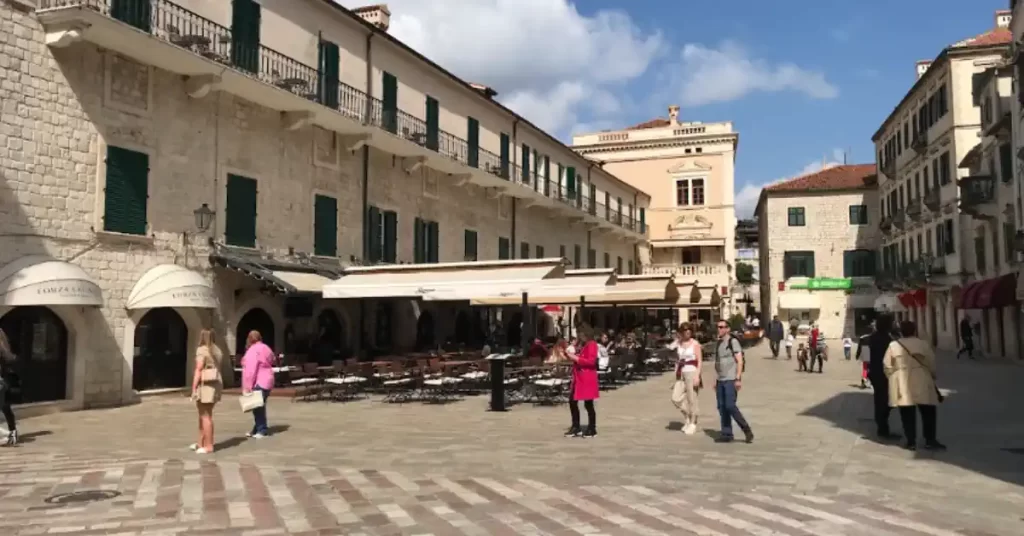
[673,41,839,107]
[734,150,847,219]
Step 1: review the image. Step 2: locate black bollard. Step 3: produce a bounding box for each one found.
[488,355,507,412]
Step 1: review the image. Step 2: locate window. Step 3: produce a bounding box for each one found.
[1004,222,1016,265]
[313,194,337,257]
[783,251,815,278]
[535,245,544,258]
[542,156,551,196]
[843,249,876,277]
[587,249,596,269]
[628,260,634,275]
[425,96,439,151]
[103,146,149,236]
[566,166,577,197]
[317,39,340,109]
[639,208,646,233]
[1000,144,1013,183]
[680,247,701,264]
[230,0,261,74]
[521,143,530,183]
[413,218,439,263]
[380,72,398,133]
[787,207,806,226]
[675,178,706,206]
[499,133,510,178]
[925,228,933,255]
[848,205,868,225]
[603,252,610,268]
[935,224,944,255]
[916,235,923,260]
[225,173,258,247]
[559,245,566,260]
[464,230,478,261]
[366,206,397,263]
[975,233,987,274]
[466,117,480,168]
[943,219,955,254]
[573,245,581,268]
[498,237,510,260]
[616,256,623,274]
[913,173,920,198]
[520,241,530,259]
[939,152,951,185]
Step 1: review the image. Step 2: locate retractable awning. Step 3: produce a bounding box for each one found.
[874,293,905,312]
[469,269,616,306]
[0,256,103,306]
[322,258,567,300]
[209,246,343,295]
[127,264,217,310]
[778,291,820,310]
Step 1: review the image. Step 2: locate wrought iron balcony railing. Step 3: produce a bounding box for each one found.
[906,198,923,220]
[892,209,907,229]
[923,188,941,211]
[960,175,996,208]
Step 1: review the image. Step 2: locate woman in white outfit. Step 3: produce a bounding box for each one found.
[668,322,703,434]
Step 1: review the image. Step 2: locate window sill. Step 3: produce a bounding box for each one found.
[95,230,154,245]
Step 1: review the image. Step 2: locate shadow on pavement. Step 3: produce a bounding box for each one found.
[215,424,291,451]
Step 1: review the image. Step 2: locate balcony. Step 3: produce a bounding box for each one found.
[959,175,997,219]
[911,132,928,154]
[642,263,729,286]
[892,209,907,230]
[881,159,895,179]
[905,198,923,220]
[879,216,893,234]
[36,0,647,238]
[923,188,941,212]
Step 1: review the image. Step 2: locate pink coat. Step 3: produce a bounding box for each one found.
[241,341,275,391]
[571,340,600,401]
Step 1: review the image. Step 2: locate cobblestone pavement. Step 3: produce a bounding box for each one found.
[2,343,1023,535]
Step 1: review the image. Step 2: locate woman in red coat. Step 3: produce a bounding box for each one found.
[565,325,599,437]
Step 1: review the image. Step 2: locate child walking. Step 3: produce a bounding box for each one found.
[842,336,853,360]
[785,331,794,360]
[796,343,809,372]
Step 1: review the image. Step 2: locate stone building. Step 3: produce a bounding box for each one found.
[0,0,649,411]
[756,165,881,341]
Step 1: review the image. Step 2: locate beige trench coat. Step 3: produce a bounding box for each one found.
[882,336,939,407]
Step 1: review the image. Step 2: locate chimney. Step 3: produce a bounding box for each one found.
[353,4,391,31]
[996,9,1012,29]
[916,60,931,80]
[668,105,680,126]
[468,83,498,99]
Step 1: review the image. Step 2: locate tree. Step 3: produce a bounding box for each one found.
[735,262,755,285]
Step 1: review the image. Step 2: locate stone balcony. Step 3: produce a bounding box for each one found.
[641,263,730,288]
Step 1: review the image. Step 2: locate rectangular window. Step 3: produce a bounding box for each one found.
[936,223,944,256]
[225,173,258,247]
[603,252,610,268]
[587,248,596,269]
[559,245,566,259]
[975,234,987,274]
[783,251,815,278]
[676,179,689,206]
[366,206,381,262]
[520,242,530,259]
[413,218,439,263]
[691,179,705,205]
[1004,222,1016,265]
[498,133,510,179]
[589,183,597,215]
[317,39,340,109]
[425,96,439,151]
[639,207,646,233]
[573,245,581,268]
[103,146,149,236]
[943,219,955,254]
[787,207,806,226]
[848,205,868,225]
[916,235,923,260]
[628,260,635,275]
[843,250,876,277]
[939,152,951,185]
[230,0,261,73]
[616,256,623,274]
[313,194,337,257]
[925,228,933,255]
[498,237,510,260]
[382,210,397,263]
[536,245,544,258]
[566,166,577,197]
[1000,144,1013,183]
[381,72,398,134]
[112,0,153,32]
[521,143,531,183]
[466,117,480,168]
[464,229,478,261]
[542,156,551,196]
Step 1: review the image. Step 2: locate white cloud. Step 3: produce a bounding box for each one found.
[673,41,839,107]
[338,0,663,135]
[735,150,846,219]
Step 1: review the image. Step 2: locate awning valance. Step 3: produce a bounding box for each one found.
[209,246,343,294]
[470,269,615,306]
[127,264,217,310]
[778,291,820,310]
[565,275,682,307]
[873,294,905,312]
[0,256,103,307]
[323,258,566,300]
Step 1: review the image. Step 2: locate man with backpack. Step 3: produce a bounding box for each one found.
[713,320,753,443]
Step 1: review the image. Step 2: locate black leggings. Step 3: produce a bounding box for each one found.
[569,397,596,429]
[1,399,14,432]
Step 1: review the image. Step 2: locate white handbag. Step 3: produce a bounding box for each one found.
[239,391,264,413]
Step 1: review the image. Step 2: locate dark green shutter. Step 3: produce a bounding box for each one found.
[464,230,477,261]
[573,245,581,268]
[428,221,439,263]
[467,118,480,168]
[520,242,530,259]
[383,211,397,263]
[639,208,646,233]
[532,149,539,188]
[103,146,149,236]
[498,237,510,260]
[588,183,597,215]
[603,252,610,268]
[521,144,530,183]
[543,156,551,196]
[843,251,853,278]
[314,195,337,257]
[225,174,257,247]
[425,96,439,151]
[616,257,623,274]
[111,0,152,32]
[536,245,544,258]
[231,0,261,74]
[605,192,611,219]
[381,72,398,134]
[588,249,596,269]
[499,133,510,179]
[318,39,340,109]
[566,166,576,196]
[413,217,424,263]
[366,206,381,262]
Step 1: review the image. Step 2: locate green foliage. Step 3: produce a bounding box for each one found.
[735,262,755,284]
[728,313,746,332]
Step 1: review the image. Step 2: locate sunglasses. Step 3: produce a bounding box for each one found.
[717,325,729,329]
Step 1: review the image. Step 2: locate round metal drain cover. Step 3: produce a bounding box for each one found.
[44,490,121,505]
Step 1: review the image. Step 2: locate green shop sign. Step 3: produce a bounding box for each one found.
[789,278,852,290]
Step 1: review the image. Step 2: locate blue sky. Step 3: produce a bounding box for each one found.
[342,0,1009,216]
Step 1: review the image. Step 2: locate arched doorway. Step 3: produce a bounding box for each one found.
[415,311,436,350]
[133,308,188,391]
[0,306,68,403]
[236,308,275,356]
[506,312,523,347]
[313,309,347,364]
[453,311,474,345]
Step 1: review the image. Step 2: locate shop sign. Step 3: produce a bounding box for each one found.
[169,288,216,305]
[788,278,852,290]
[35,283,101,300]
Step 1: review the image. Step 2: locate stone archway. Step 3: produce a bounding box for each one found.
[415,310,436,350]
[236,308,276,355]
[131,308,189,391]
[0,306,69,404]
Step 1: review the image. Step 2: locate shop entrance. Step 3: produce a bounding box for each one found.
[0,306,69,403]
[133,308,188,391]
[236,308,276,356]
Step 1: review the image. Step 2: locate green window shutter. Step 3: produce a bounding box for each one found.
[381,72,398,134]
[111,0,152,32]
[225,174,257,247]
[543,156,551,196]
[425,96,439,151]
[413,217,423,263]
[520,242,530,259]
[467,117,480,168]
[566,166,576,195]
[532,149,539,188]
[230,0,261,74]
[313,194,337,257]
[318,39,340,109]
[843,251,853,278]
[103,146,149,235]
[639,208,646,233]
[536,245,544,258]
[383,210,398,263]
[521,144,530,183]
[588,183,597,215]
[603,252,610,268]
[499,133,510,179]
[428,221,439,263]
[365,205,379,262]
[498,237,510,260]
[573,245,581,268]
[464,230,478,261]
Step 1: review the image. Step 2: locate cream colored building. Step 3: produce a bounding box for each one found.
[756,165,881,341]
[572,107,737,322]
[0,0,649,411]
[873,9,1011,353]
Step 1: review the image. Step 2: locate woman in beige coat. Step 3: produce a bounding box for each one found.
[882,321,945,451]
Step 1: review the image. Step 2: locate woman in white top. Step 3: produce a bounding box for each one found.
[668,322,703,435]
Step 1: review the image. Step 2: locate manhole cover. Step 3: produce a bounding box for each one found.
[44,490,121,505]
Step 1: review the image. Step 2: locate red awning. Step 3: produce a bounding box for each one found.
[961,274,1019,309]
[898,292,916,308]
[958,281,980,309]
[541,305,562,313]
[911,289,927,307]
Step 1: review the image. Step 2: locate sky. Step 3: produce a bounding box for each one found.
[338,0,1009,217]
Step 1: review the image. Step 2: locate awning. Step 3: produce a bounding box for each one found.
[271,271,335,293]
[674,284,721,309]
[126,264,217,310]
[846,293,878,309]
[0,256,103,306]
[209,246,343,294]
[898,290,926,308]
[585,274,680,305]
[778,291,820,310]
[962,274,1017,309]
[469,269,615,306]
[874,294,905,312]
[323,258,566,300]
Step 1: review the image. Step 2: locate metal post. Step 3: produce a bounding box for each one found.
[579,296,587,325]
[520,292,529,355]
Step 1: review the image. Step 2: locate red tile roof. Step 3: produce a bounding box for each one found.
[626,118,670,130]
[956,27,1012,48]
[764,164,878,193]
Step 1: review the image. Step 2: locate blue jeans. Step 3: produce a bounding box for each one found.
[715,380,751,438]
[251,387,271,435]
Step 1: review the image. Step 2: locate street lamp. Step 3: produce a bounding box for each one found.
[193,203,215,233]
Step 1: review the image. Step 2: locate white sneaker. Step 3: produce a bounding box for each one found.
[195,447,210,454]
[188,443,198,451]
[683,423,697,435]
[250,433,266,439]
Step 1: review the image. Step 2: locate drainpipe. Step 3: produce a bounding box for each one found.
[359,32,375,358]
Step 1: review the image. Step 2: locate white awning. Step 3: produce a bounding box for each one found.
[470,269,616,306]
[847,293,878,309]
[873,294,905,312]
[271,271,335,294]
[778,291,820,310]
[563,274,682,307]
[322,258,566,300]
[126,264,217,310]
[0,256,103,307]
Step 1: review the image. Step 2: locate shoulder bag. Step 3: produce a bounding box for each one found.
[894,340,944,403]
[197,348,221,404]
[239,391,264,412]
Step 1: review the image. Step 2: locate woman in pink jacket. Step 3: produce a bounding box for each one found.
[564,324,599,438]
[241,330,275,438]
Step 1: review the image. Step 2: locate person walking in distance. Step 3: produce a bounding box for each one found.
[855,329,872,389]
[668,322,702,435]
[767,315,784,359]
[0,329,18,447]
[564,324,599,438]
[241,330,275,439]
[713,320,753,443]
[866,315,899,440]
[957,316,974,359]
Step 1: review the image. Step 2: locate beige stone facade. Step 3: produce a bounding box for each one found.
[0,1,649,411]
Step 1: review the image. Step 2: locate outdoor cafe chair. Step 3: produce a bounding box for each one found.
[289,363,323,401]
[420,361,463,403]
[530,364,570,405]
[380,362,416,403]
